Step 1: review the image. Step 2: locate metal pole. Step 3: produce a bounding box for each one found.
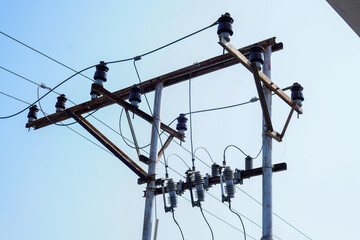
[142,83,164,240]
[261,47,273,240]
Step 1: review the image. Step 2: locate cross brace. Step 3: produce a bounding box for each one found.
[65,109,148,180]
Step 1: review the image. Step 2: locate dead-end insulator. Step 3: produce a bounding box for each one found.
[290,82,304,107]
[245,156,253,170]
[194,171,205,202]
[27,105,39,122]
[217,12,234,42]
[176,114,188,134]
[167,178,177,209]
[129,85,142,107]
[90,61,109,100]
[249,45,265,70]
[224,166,235,199]
[55,94,67,112]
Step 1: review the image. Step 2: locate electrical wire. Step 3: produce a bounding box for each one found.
[167,154,191,170]
[0,64,96,119]
[118,108,151,149]
[172,210,185,240]
[0,31,94,82]
[228,200,246,240]
[0,91,31,105]
[194,147,215,164]
[188,66,195,170]
[199,203,215,240]
[180,196,257,240]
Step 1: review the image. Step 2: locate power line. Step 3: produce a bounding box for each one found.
[0,91,31,105]
[199,203,215,240]
[172,210,185,240]
[228,200,246,240]
[0,31,94,82]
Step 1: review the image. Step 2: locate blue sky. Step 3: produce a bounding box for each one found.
[1,1,359,240]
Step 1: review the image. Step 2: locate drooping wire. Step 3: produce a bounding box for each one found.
[228,200,246,240]
[167,154,191,170]
[194,147,215,164]
[0,31,94,82]
[172,210,185,240]
[118,108,151,149]
[1,20,217,120]
[199,203,215,240]
[180,196,257,240]
[0,64,96,119]
[137,21,217,59]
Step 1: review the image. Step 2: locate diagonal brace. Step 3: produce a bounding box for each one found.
[251,63,273,132]
[65,109,148,180]
[92,84,184,142]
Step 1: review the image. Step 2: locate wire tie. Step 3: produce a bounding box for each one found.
[134,56,142,61]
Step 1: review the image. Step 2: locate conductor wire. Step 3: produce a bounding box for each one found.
[228,200,246,240]
[199,203,215,240]
[172,209,185,240]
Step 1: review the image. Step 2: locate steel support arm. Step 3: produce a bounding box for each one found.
[66,109,148,180]
[218,37,303,114]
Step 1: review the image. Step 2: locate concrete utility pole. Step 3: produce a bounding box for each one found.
[261,47,273,240]
[142,83,164,240]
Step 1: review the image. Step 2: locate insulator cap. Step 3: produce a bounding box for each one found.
[245,156,253,170]
[290,82,304,102]
[211,163,220,177]
[27,105,39,121]
[176,113,188,133]
[93,61,109,82]
[55,94,67,111]
[249,45,265,65]
[217,12,234,36]
[129,85,142,106]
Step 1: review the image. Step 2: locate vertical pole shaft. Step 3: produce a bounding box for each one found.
[142,83,164,240]
[261,47,273,240]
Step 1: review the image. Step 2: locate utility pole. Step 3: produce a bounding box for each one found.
[142,83,163,240]
[261,47,273,240]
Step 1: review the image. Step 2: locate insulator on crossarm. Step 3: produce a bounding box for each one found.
[249,45,265,70]
[245,156,253,170]
[290,82,304,107]
[91,61,109,100]
[167,178,177,209]
[194,171,205,202]
[224,166,235,198]
[129,85,142,107]
[217,12,234,42]
[204,173,210,191]
[176,114,188,134]
[211,163,220,177]
[27,105,39,122]
[55,94,67,112]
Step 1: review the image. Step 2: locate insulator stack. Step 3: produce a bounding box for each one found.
[245,156,253,170]
[129,85,142,106]
[90,61,109,100]
[217,12,234,42]
[176,114,188,134]
[55,94,67,112]
[211,163,220,177]
[290,82,304,107]
[204,173,210,191]
[167,178,177,208]
[194,171,205,202]
[27,105,39,122]
[224,166,235,198]
[249,45,265,70]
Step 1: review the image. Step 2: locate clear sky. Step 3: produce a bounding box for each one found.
[1,0,359,240]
